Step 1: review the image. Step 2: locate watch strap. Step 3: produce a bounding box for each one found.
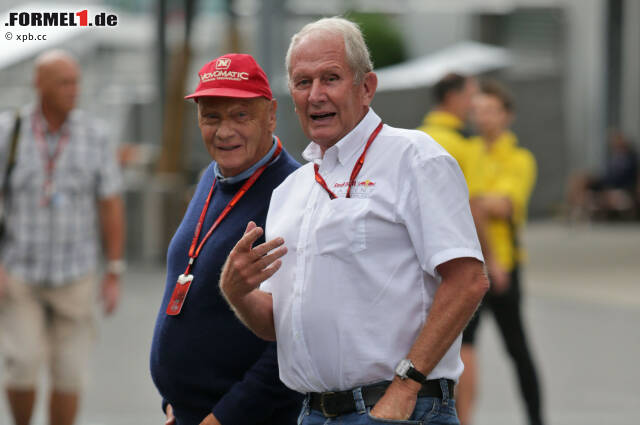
[406,366,427,384]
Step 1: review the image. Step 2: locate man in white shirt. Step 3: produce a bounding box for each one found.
[220,17,489,425]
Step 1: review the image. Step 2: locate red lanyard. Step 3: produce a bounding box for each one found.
[314,121,383,199]
[183,138,283,275]
[33,111,70,203]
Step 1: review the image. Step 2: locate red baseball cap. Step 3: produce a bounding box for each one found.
[185,53,273,101]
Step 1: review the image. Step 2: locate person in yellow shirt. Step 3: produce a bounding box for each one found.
[417,73,484,197]
[418,74,506,289]
[457,80,544,425]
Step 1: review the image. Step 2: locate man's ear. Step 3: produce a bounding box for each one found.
[361,72,378,106]
[195,101,203,125]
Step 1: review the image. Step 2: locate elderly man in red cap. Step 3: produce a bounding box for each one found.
[150,53,302,425]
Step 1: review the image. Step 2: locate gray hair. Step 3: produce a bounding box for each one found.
[285,16,373,85]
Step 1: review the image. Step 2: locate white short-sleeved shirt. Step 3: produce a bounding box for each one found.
[261,109,483,393]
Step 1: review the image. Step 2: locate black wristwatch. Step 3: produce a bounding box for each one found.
[395,358,427,384]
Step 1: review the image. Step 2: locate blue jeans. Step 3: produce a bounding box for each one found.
[297,379,459,425]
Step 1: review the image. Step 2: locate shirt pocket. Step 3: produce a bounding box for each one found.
[313,197,369,256]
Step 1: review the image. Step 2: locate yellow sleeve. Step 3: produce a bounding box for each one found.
[420,127,468,186]
[493,149,537,224]
[419,126,486,198]
[463,142,486,198]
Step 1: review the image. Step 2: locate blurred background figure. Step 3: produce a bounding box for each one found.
[565,130,638,221]
[417,73,507,288]
[417,73,483,195]
[0,49,125,425]
[458,80,543,425]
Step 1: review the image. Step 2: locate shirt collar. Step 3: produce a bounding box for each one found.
[31,103,74,135]
[301,108,382,167]
[478,130,518,155]
[215,136,278,184]
[423,110,464,130]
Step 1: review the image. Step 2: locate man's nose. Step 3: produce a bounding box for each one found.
[216,119,235,140]
[308,79,326,104]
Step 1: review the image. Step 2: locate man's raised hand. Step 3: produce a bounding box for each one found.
[219,221,287,303]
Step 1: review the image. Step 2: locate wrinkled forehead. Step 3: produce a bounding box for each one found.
[289,32,347,69]
[197,95,267,112]
[37,58,80,82]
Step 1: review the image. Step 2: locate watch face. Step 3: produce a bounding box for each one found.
[395,359,411,377]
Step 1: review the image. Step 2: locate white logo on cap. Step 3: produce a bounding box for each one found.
[216,58,231,69]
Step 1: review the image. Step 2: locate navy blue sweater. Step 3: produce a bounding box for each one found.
[150,149,302,425]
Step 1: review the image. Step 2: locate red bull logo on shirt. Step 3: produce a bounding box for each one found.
[332,180,376,198]
[333,180,376,188]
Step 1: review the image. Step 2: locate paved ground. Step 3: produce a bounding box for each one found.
[1,221,639,425]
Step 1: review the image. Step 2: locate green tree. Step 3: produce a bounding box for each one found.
[347,12,407,69]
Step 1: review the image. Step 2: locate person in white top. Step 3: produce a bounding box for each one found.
[220,17,489,425]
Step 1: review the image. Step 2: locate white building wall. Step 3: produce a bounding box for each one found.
[402,11,474,58]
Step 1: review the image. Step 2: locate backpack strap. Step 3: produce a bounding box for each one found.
[2,111,22,195]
